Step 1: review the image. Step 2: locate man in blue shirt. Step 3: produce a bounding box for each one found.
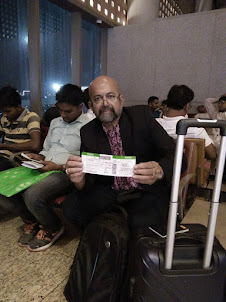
[148,96,162,118]
[0,84,90,251]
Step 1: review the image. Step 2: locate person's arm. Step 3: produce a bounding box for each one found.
[205,143,216,160]
[0,130,41,152]
[204,98,218,119]
[38,160,65,172]
[0,121,4,139]
[196,128,216,160]
[39,123,52,158]
[65,155,85,190]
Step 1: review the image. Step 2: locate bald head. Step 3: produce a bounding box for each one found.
[89,76,120,99]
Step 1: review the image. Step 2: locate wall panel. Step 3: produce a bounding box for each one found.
[107,9,226,109]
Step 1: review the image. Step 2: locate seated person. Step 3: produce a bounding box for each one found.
[0,85,41,171]
[0,84,90,251]
[82,88,96,121]
[195,105,216,146]
[204,96,226,151]
[63,76,186,233]
[159,100,168,117]
[148,96,162,118]
[156,85,216,161]
[195,105,208,117]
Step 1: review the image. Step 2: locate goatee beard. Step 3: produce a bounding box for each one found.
[98,106,118,123]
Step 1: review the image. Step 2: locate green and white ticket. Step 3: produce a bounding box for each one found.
[82,152,136,177]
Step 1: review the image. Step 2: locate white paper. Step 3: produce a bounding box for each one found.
[21,153,42,164]
[82,152,136,177]
[21,153,44,169]
[21,161,44,169]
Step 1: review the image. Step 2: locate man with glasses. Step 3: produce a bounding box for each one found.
[156,85,216,160]
[63,76,183,232]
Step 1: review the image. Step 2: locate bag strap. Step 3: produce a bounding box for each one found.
[9,151,29,167]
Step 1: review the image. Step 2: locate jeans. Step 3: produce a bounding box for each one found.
[0,172,74,231]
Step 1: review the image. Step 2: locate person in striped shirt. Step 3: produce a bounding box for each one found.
[0,85,41,171]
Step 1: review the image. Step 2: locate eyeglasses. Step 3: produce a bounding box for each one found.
[92,94,120,105]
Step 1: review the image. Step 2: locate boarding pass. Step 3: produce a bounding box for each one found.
[82,152,136,177]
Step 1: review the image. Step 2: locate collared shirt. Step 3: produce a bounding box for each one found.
[84,109,96,121]
[40,113,90,165]
[0,108,40,157]
[103,124,138,191]
[156,115,213,147]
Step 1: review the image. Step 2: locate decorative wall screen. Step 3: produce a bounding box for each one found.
[78,0,127,26]
[0,0,29,107]
[82,19,101,87]
[159,0,183,18]
[39,0,71,111]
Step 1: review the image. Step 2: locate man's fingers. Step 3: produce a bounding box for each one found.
[66,167,83,175]
[68,155,82,162]
[133,175,156,185]
[134,167,161,176]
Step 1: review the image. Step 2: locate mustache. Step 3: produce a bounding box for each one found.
[99,106,115,114]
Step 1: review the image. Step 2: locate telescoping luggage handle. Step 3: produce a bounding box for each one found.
[165,119,226,270]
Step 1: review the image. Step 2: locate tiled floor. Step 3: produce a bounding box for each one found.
[182,198,226,249]
[0,213,79,302]
[0,190,225,302]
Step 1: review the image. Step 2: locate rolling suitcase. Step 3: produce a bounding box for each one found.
[130,119,226,302]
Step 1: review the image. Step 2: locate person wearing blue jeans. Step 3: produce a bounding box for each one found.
[0,84,90,251]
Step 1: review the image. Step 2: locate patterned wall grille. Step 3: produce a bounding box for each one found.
[159,0,183,18]
[40,3,70,34]
[0,0,18,40]
[78,0,127,26]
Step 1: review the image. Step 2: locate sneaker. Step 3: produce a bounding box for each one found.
[27,226,64,252]
[18,221,39,247]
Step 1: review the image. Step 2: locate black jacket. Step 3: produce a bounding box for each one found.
[80,105,187,192]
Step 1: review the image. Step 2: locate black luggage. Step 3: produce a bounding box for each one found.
[64,206,130,302]
[130,119,226,302]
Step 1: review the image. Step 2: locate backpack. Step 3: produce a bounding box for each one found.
[64,206,130,302]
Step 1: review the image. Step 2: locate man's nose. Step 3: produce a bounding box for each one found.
[60,111,67,118]
[102,96,109,105]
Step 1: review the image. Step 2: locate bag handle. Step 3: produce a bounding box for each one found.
[165,119,226,270]
[176,118,226,136]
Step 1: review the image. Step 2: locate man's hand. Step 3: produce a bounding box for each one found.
[39,161,60,172]
[65,155,85,190]
[133,161,164,185]
[24,153,45,161]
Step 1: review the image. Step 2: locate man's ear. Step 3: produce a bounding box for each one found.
[119,94,125,105]
[89,100,94,111]
[184,103,189,112]
[88,100,92,109]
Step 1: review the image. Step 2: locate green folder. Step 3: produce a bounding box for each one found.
[0,166,62,197]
